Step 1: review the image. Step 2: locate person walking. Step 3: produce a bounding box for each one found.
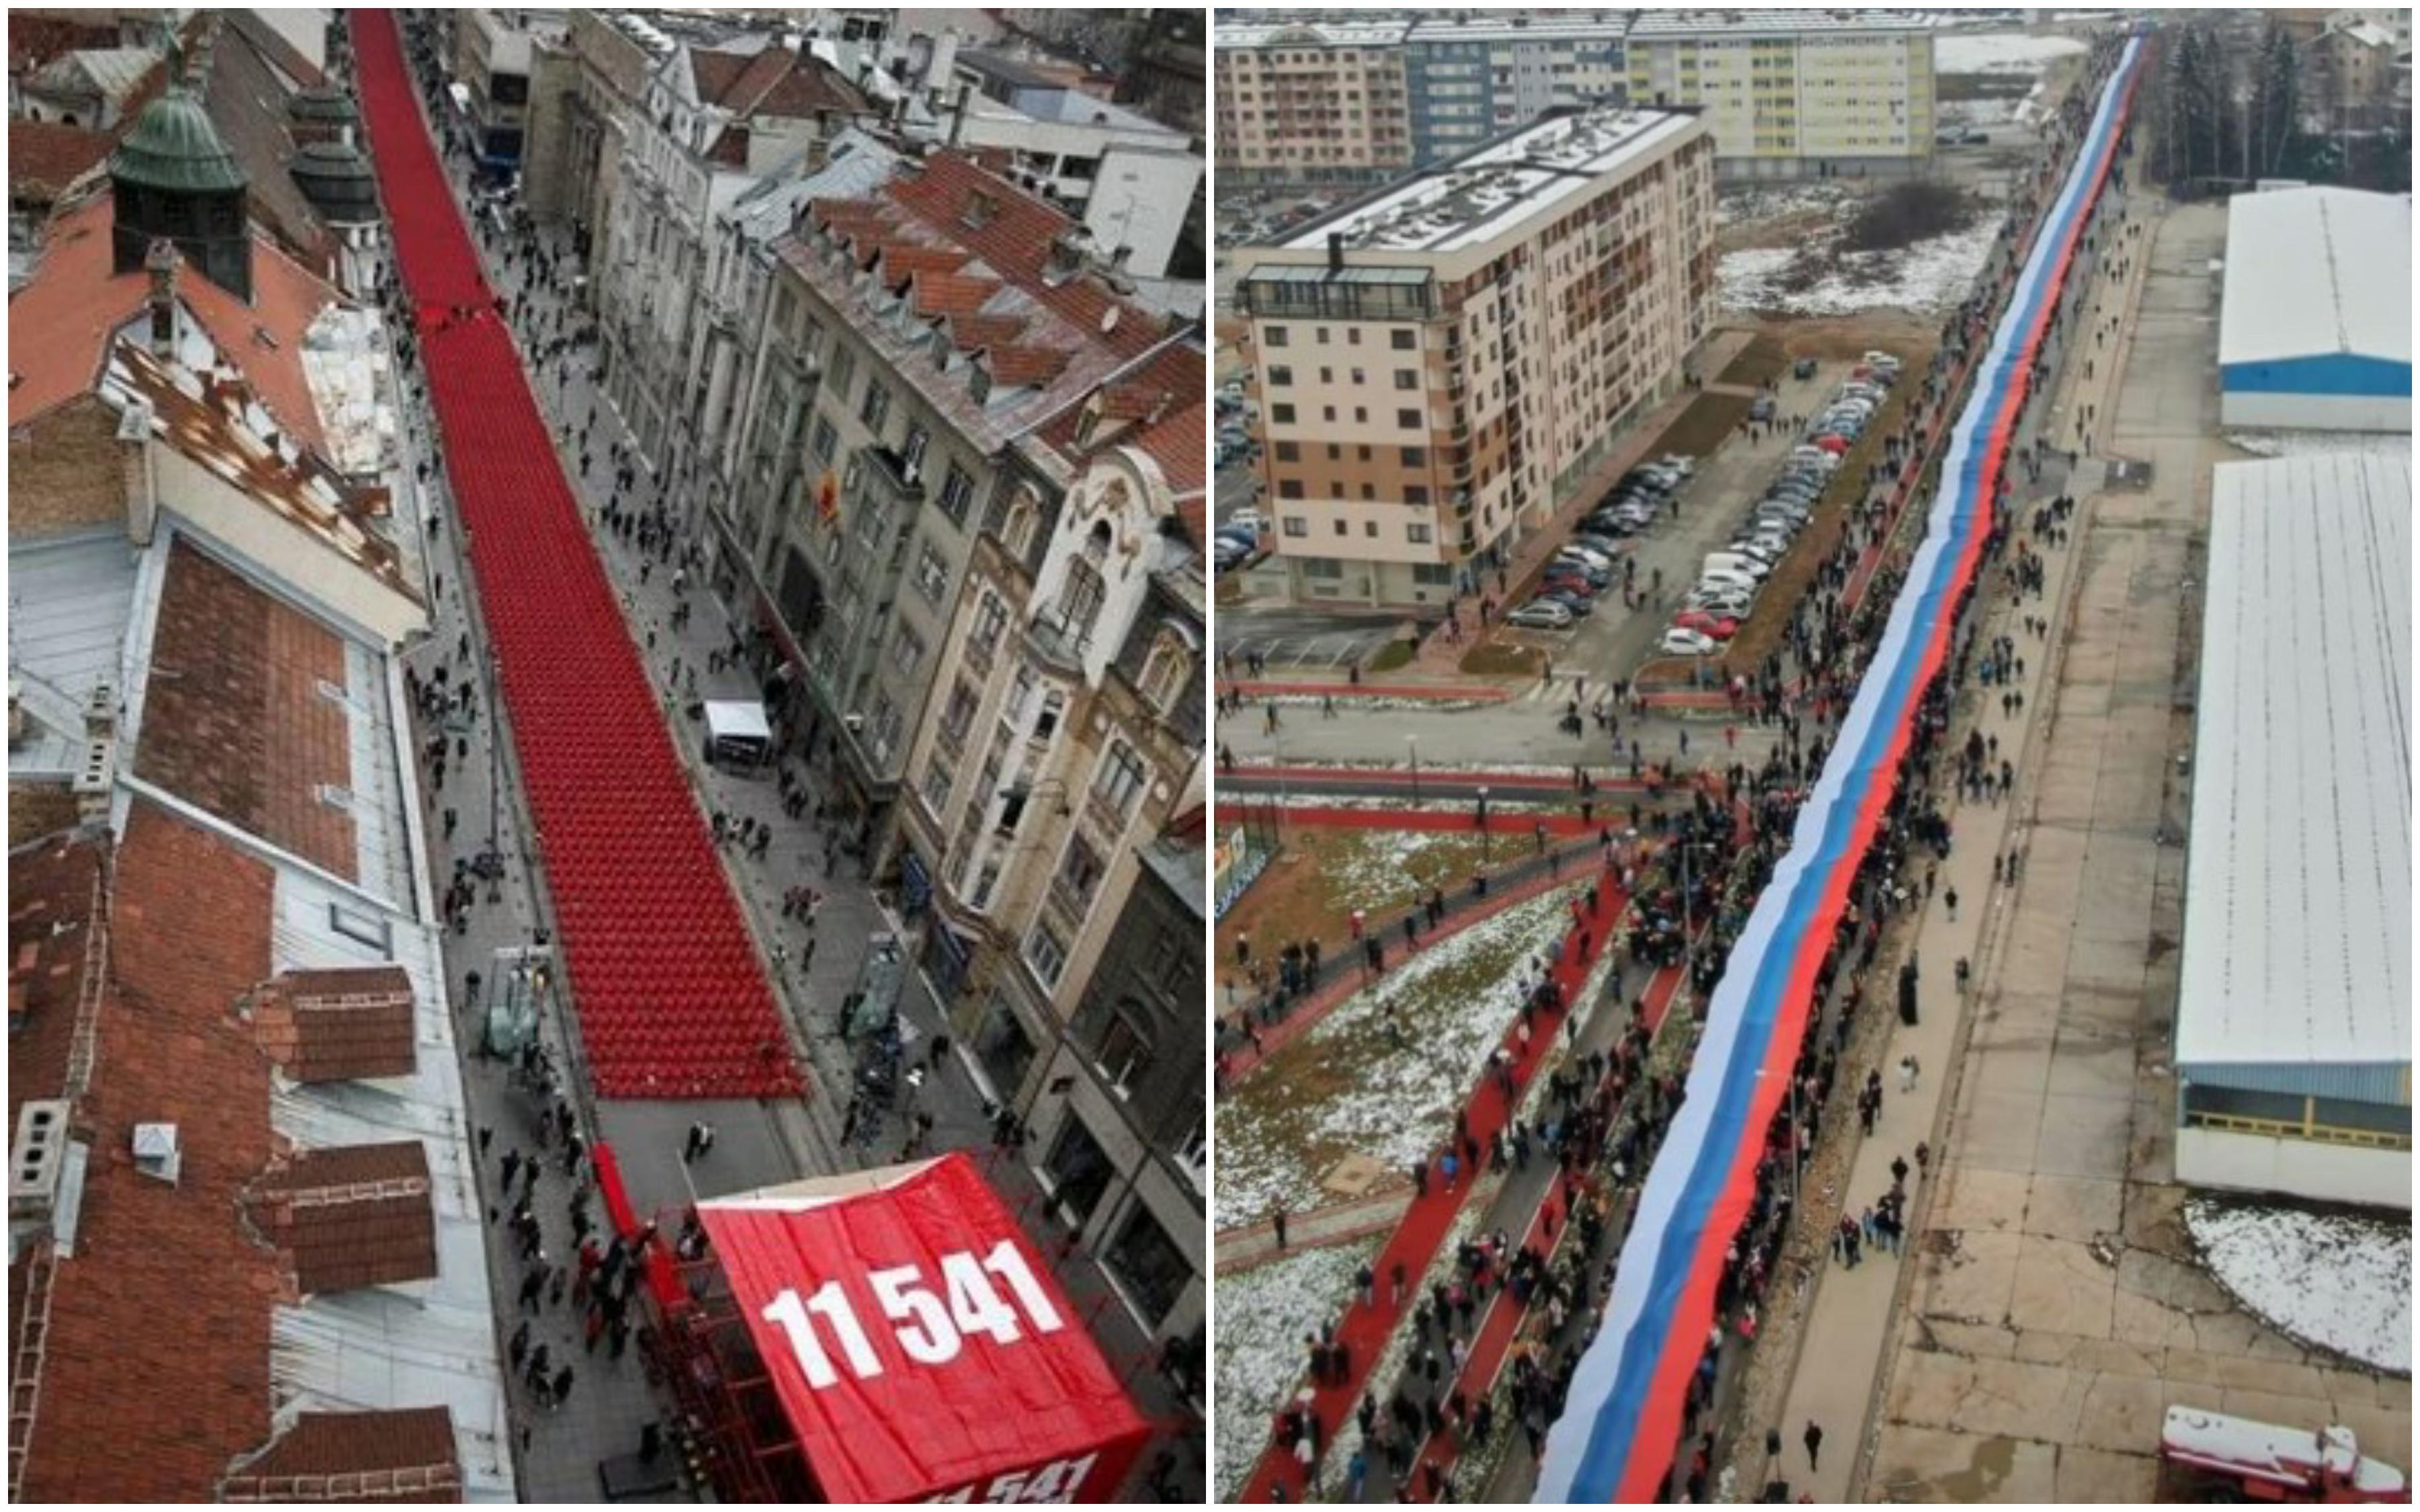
[1804,1419,1824,1472]
[682,1121,716,1163]
[1944,884,1960,923]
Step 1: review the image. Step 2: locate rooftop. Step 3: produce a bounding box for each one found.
[6,526,140,783]
[9,194,349,457]
[2177,453,2411,1075]
[1277,105,1703,255]
[1625,8,1938,37]
[7,798,506,1501]
[2218,185,2411,368]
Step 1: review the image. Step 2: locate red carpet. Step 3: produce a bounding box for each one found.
[1242,864,1634,1502]
[1218,679,1512,703]
[352,13,797,1099]
[1231,763,1656,793]
[1212,805,1608,837]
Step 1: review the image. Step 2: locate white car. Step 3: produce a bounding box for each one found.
[1659,627,1719,657]
[1507,600,1576,630]
[1656,453,1698,478]
[1227,509,1266,534]
[1558,543,1619,572]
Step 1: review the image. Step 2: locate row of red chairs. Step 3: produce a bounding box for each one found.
[352,9,799,1102]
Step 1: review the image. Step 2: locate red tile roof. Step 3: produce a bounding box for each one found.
[9,194,342,456]
[7,118,113,204]
[11,802,469,1501]
[131,536,360,881]
[909,270,1001,320]
[885,154,1172,358]
[252,966,417,1083]
[6,831,104,1126]
[15,800,283,1503]
[108,342,417,603]
[220,1409,461,1502]
[7,15,121,74]
[247,1141,438,1295]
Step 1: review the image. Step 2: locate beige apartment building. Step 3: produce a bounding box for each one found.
[1235,104,1716,608]
[1214,21,1414,183]
[1627,10,1936,178]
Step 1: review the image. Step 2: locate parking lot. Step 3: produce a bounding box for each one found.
[1494,354,1869,681]
[1216,605,1408,677]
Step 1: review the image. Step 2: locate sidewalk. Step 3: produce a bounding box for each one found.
[1767,167,2159,1505]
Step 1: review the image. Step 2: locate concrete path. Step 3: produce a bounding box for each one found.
[1761,153,2159,1500]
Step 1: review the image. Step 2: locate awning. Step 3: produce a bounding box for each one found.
[698,1154,1150,1503]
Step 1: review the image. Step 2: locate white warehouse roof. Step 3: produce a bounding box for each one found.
[2177,453,2411,1073]
[2217,187,2412,368]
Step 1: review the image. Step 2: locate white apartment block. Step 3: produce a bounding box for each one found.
[1235,105,1716,609]
[1626,10,1937,178]
[1215,10,1937,182]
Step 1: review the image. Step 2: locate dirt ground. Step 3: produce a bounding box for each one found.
[1718,333,1789,388]
[1656,390,1757,458]
[1221,827,1500,984]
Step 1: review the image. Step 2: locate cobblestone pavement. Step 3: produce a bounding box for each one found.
[387,34,1201,1499]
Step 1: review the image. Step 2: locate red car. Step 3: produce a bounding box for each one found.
[1672,609,1739,639]
[1541,571,1599,597]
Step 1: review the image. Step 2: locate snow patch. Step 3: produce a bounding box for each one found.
[1213,887,1584,1231]
[1212,1237,1383,1500]
[1935,32,2087,75]
[2225,429,2412,460]
[1721,216,2000,319]
[2185,1197,2411,1376]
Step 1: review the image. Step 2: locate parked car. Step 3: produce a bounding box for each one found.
[1539,588,1596,618]
[1558,542,1619,571]
[1227,509,1266,534]
[1659,626,1720,657]
[1792,355,1819,380]
[1673,608,1740,640]
[1749,394,1777,422]
[1507,600,1574,630]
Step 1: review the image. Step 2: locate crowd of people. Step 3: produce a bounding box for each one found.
[1251,26,2143,1502]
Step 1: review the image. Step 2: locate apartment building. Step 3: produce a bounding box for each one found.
[1214,22,1414,184]
[1217,10,1935,181]
[1236,104,1716,608]
[453,9,563,180]
[1625,10,1936,178]
[891,429,1206,1341]
[742,152,1199,843]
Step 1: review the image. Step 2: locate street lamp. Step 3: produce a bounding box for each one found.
[1407,734,1420,804]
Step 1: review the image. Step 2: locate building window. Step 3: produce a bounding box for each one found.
[1026,919,1070,988]
[1408,522,1434,543]
[1402,446,1427,466]
[1267,365,1293,386]
[1094,1004,1151,1093]
[1405,485,1430,505]
[859,381,891,433]
[1095,741,1147,815]
[1394,369,1418,390]
[1270,403,1296,425]
[810,415,838,464]
[1282,517,1307,538]
[1104,1204,1188,1329]
[971,591,1007,655]
[1264,325,1289,347]
[900,421,930,480]
[1042,1116,1111,1225]
[914,542,948,605]
[1392,329,1417,350]
[1058,833,1106,910]
[921,754,955,815]
[1055,558,1107,649]
[1277,480,1304,500]
[1274,442,1299,462]
[1398,408,1420,429]
[974,989,1034,1093]
[889,625,925,677]
[937,464,975,527]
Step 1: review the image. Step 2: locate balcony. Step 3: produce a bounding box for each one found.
[1024,610,1092,672]
[861,444,929,504]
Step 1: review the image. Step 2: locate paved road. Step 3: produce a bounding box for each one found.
[393,35,1202,1498]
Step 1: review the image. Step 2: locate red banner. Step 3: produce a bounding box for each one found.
[698,1154,1149,1503]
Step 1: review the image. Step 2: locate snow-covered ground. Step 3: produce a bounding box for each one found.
[2225,429,2413,460]
[1213,1236,1383,1500]
[1717,180,1856,231]
[2185,1197,2411,1376]
[1324,829,1494,905]
[1720,216,2000,319]
[1213,886,1582,1231]
[1935,32,2087,75]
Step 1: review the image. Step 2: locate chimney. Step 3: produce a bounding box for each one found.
[116,398,157,546]
[948,81,971,148]
[145,239,178,358]
[1328,231,1345,272]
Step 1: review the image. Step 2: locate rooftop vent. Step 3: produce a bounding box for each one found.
[11,1100,69,1218]
[132,1122,181,1185]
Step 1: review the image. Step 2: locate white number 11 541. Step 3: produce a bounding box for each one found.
[760,1238,1068,1388]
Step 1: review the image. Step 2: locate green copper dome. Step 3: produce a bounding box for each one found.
[112,88,247,196]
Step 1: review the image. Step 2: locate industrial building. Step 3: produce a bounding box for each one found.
[2175,453,2411,1210]
[1236,103,1716,607]
[2217,185,2411,432]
